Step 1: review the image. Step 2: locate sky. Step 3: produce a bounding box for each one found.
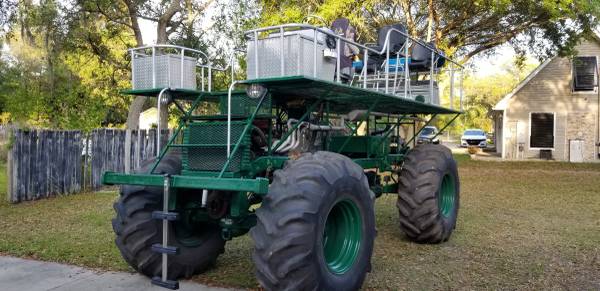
[139,19,158,44]
[468,45,529,77]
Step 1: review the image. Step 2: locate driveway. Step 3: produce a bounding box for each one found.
[0,256,233,291]
[441,141,461,151]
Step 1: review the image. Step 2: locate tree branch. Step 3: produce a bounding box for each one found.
[79,5,132,30]
[122,0,143,46]
[156,0,182,44]
[166,19,183,35]
[135,14,159,22]
[399,0,417,37]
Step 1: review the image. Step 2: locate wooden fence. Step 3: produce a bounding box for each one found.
[7,130,83,202]
[88,129,171,189]
[7,128,171,203]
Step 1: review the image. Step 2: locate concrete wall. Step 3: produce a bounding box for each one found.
[502,39,600,161]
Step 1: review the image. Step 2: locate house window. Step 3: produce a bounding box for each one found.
[572,56,597,92]
[530,113,554,149]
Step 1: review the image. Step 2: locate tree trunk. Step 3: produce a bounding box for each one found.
[156,0,181,44]
[426,0,434,42]
[155,0,181,144]
[399,0,418,37]
[124,0,144,46]
[123,0,146,132]
[123,0,145,172]
[123,0,183,167]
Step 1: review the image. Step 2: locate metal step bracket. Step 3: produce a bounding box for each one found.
[152,211,179,221]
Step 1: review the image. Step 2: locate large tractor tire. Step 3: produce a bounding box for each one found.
[251,151,376,291]
[397,144,460,243]
[112,154,225,280]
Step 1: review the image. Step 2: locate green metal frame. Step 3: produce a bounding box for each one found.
[334,98,381,154]
[103,78,462,241]
[219,91,269,177]
[150,95,205,173]
[103,172,270,194]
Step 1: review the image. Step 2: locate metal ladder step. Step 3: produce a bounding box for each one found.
[152,211,179,221]
[151,244,179,255]
[151,277,179,290]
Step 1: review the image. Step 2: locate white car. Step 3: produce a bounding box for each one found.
[460,129,487,148]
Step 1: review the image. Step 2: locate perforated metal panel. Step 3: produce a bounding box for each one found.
[246,32,336,81]
[133,54,197,90]
[183,121,250,172]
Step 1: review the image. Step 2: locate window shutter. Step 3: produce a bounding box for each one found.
[530,113,554,148]
[573,57,597,91]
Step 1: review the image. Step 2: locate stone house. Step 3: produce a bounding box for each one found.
[493,37,600,162]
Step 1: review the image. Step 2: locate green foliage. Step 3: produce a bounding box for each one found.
[260,0,367,38]
[435,58,538,136]
[1,0,597,131]
[0,0,135,130]
[0,0,256,129]
[0,0,17,34]
[210,0,261,83]
[258,0,600,61]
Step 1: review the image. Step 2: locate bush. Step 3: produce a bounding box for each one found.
[0,144,8,163]
[467,146,480,155]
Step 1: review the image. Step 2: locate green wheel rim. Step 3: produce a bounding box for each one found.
[322,199,362,274]
[439,174,456,218]
[173,201,208,247]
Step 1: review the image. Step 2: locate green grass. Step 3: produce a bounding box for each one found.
[0,191,128,271]
[0,162,7,199]
[0,158,599,290]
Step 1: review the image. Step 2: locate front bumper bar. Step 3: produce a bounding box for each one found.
[103,172,270,194]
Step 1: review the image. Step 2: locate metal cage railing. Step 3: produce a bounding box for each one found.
[128,44,236,156]
[129,44,235,93]
[243,23,464,106]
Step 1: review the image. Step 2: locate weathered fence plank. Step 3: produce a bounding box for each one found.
[88,128,171,190]
[8,130,82,203]
[7,128,172,202]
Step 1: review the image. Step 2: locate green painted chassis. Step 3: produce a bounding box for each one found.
[103,76,460,239]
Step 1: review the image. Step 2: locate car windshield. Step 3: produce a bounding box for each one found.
[420,128,436,135]
[464,130,484,136]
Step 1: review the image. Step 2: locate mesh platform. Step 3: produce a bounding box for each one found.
[183,121,251,172]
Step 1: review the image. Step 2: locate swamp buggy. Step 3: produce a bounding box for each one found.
[103,18,464,290]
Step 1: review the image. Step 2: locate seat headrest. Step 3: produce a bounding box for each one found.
[411,41,436,61]
[331,18,355,39]
[436,50,446,68]
[377,24,407,53]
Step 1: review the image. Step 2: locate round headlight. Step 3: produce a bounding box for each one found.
[246,83,266,99]
[160,93,171,105]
